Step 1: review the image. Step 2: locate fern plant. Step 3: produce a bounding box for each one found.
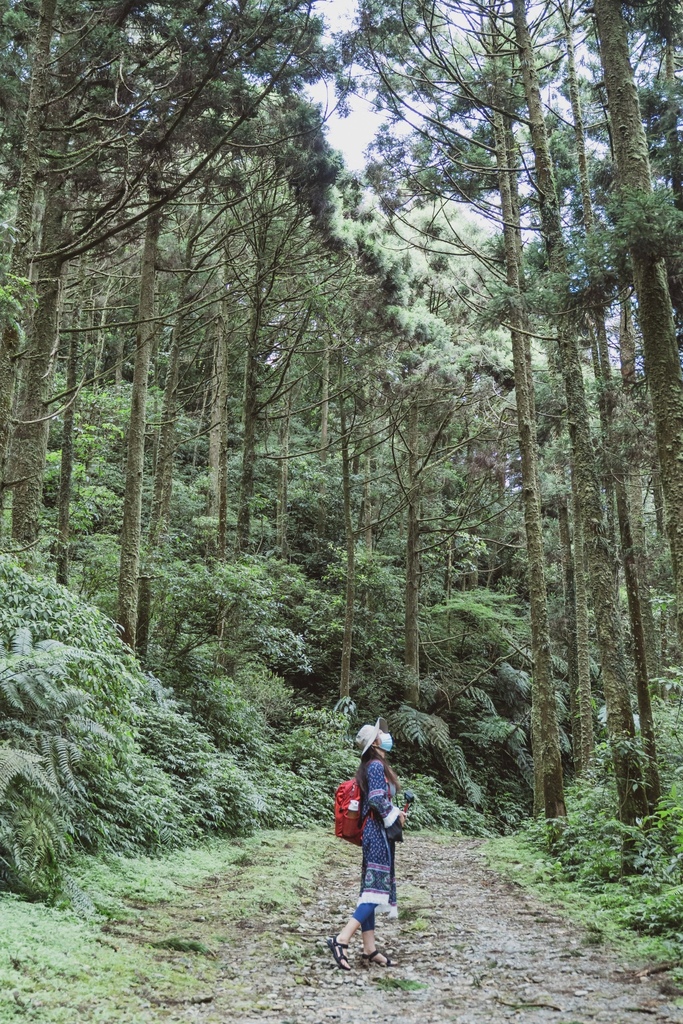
[0,628,111,896]
[393,706,482,806]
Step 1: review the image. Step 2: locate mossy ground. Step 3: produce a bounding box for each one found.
[0,828,335,1023]
[484,833,683,984]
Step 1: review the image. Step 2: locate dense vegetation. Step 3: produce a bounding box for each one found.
[2,0,683,950]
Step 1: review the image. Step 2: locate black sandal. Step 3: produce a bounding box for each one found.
[326,936,351,971]
[362,949,393,967]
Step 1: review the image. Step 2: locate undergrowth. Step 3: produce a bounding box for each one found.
[487,704,683,965]
[0,829,334,1023]
[0,557,477,901]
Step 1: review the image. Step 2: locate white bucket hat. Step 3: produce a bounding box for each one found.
[355,717,388,756]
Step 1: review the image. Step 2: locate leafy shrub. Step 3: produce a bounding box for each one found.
[134,681,262,836]
[402,774,493,836]
[0,628,113,895]
[0,557,122,656]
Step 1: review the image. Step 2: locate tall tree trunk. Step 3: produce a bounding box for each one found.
[317,334,330,546]
[148,315,182,551]
[558,499,581,772]
[491,85,565,818]
[277,390,292,559]
[339,393,355,700]
[404,400,420,706]
[117,200,161,649]
[56,309,80,585]
[620,301,660,683]
[235,296,261,554]
[213,299,230,560]
[565,9,661,807]
[570,465,594,772]
[208,331,221,519]
[614,480,661,808]
[0,0,58,510]
[593,0,683,648]
[363,452,373,553]
[10,195,66,546]
[588,305,661,809]
[512,0,647,824]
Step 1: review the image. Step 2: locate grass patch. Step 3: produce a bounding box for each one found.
[484,833,683,970]
[374,977,428,992]
[0,828,335,1023]
[150,937,215,955]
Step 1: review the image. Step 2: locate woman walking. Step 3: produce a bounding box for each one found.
[327,717,405,970]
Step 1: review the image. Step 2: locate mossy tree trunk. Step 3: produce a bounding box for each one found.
[558,498,581,771]
[404,399,421,707]
[10,194,66,547]
[117,198,162,650]
[570,465,594,773]
[491,76,565,818]
[0,0,58,513]
[339,390,355,701]
[594,0,683,648]
[277,389,292,559]
[55,296,81,585]
[235,266,262,555]
[512,0,647,825]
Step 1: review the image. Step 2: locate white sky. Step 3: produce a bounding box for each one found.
[308,0,386,171]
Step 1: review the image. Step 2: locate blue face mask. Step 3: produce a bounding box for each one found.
[379,733,393,753]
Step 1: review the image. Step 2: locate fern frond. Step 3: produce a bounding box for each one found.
[0,671,25,713]
[10,627,34,659]
[394,707,482,806]
[446,741,483,806]
[468,687,497,716]
[0,747,54,800]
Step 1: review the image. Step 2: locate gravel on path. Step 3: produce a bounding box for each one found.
[182,835,683,1024]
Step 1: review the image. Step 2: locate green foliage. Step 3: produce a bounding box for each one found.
[393,705,482,806]
[515,703,683,945]
[607,187,683,262]
[402,774,492,836]
[0,273,29,337]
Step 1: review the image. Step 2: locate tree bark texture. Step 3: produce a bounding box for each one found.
[404,400,420,706]
[615,479,661,809]
[513,0,647,824]
[620,301,660,683]
[149,314,182,549]
[56,310,80,585]
[593,0,683,647]
[10,195,66,545]
[570,465,595,772]
[492,91,565,818]
[235,283,262,554]
[213,300,230,559]
[339,395,355,700]
[317,334,330,545]
[117,201,161,649]
[0,0,58,506]
[558,499,581,771]
[277,390,292,559]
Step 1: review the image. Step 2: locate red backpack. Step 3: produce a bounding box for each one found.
[334,779,368,845]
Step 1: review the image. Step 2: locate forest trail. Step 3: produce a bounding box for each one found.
[128,835,683,1024]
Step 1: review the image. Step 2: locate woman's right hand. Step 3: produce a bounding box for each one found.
[398,811,406,826]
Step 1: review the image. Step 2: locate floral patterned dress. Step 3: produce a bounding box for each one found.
[358,758,400,918]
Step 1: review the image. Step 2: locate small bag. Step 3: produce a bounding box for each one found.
[334,779,368,845]
[384,818,403,843]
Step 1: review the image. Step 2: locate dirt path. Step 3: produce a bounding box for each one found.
[161,836,683,1024]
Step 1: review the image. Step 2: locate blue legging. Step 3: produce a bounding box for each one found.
[352,902,376,933]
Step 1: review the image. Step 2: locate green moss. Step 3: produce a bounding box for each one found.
[0,828,335,1023]
[484,833,683,968]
